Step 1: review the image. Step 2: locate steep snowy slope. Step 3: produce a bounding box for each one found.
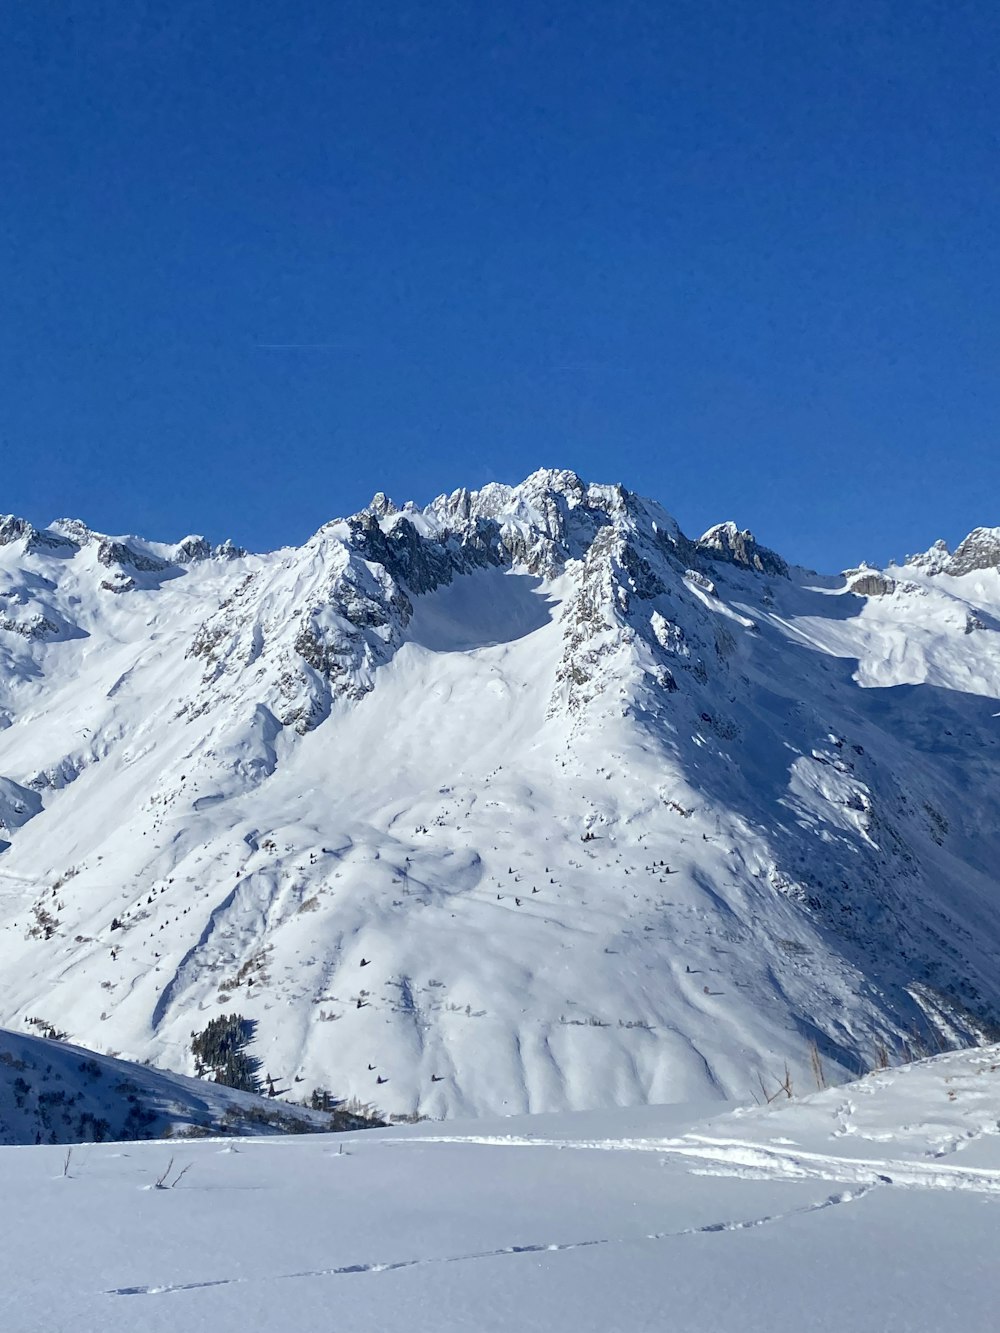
[0,1026,380,1146]
[1,470,999,1118]
[5,1045,1000,1333]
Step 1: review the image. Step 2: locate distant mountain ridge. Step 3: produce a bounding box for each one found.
[1,469,999,1120]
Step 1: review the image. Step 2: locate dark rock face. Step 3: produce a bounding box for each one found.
[0,516,77,554]
[695,522,789,578]
[214,539,248,560]
[97,539,170,574]
[0,515,32,547]
[174,535,212,563]
[618,541,667,600]
[946,529,1000,577]
[99,576,137,594]
[846,569,897,597]
[0,613,60,639]
[352,513,465,596]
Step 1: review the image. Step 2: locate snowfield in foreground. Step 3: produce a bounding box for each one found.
[6,1044,1000,1332]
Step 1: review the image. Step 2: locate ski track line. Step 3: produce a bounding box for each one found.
[105,1187,870,1297]
[391,1133,1000,1193]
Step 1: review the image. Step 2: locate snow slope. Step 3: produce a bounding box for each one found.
[0,1027,379,1145]
[1,470,999,1118]
[4,1044,1000,1333]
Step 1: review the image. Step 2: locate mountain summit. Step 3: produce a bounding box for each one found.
[1,470,999,1117]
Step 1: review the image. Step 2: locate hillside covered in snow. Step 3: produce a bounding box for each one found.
[1,469,999,1118]
[0,1027,380,1146]
[6,1044,1000,1332]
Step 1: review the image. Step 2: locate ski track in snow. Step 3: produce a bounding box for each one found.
[98,1048,1000,1304]
[105,1186,872,1297]
[393,1132,1000,1193]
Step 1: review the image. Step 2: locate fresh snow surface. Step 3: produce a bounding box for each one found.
[1,470,1000,1120]
[4,1045,1000,1332]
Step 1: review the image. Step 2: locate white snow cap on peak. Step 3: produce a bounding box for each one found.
[699,520,746,543]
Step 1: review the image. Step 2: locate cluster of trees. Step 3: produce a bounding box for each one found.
[190,1013,262,1094]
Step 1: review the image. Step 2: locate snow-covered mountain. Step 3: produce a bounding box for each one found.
[1,468,999,1119]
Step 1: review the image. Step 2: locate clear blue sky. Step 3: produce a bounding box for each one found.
[3,1,999,570]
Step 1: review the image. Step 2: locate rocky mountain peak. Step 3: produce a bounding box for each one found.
[906,539,951,575]
[695,522,789,577]
[366,492,398,519]
[0,515,33,547]
[49,518,92,546]
[172,535,212,563]
[946,527,1000,577]
[0,515,77,555]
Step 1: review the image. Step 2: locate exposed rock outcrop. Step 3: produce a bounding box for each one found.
[0,515,33,547]
[845,567,897,597]
[946,528,1000,576]
[696,522,789,577]
[173,535,212,563]
[96,538,169,574]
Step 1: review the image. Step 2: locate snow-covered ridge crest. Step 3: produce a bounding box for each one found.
[178,469,718,732]
[0,472,999,1123]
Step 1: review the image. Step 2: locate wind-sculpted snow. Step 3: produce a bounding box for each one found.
[0,470,999,1120]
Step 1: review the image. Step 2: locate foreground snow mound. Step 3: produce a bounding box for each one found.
[1,469,1000,1118]
[0,1028,380,1145]
[446,1040,1000,1188]
[4,1046,999,1333]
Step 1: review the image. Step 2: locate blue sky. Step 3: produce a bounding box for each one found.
[3,1,999,570]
